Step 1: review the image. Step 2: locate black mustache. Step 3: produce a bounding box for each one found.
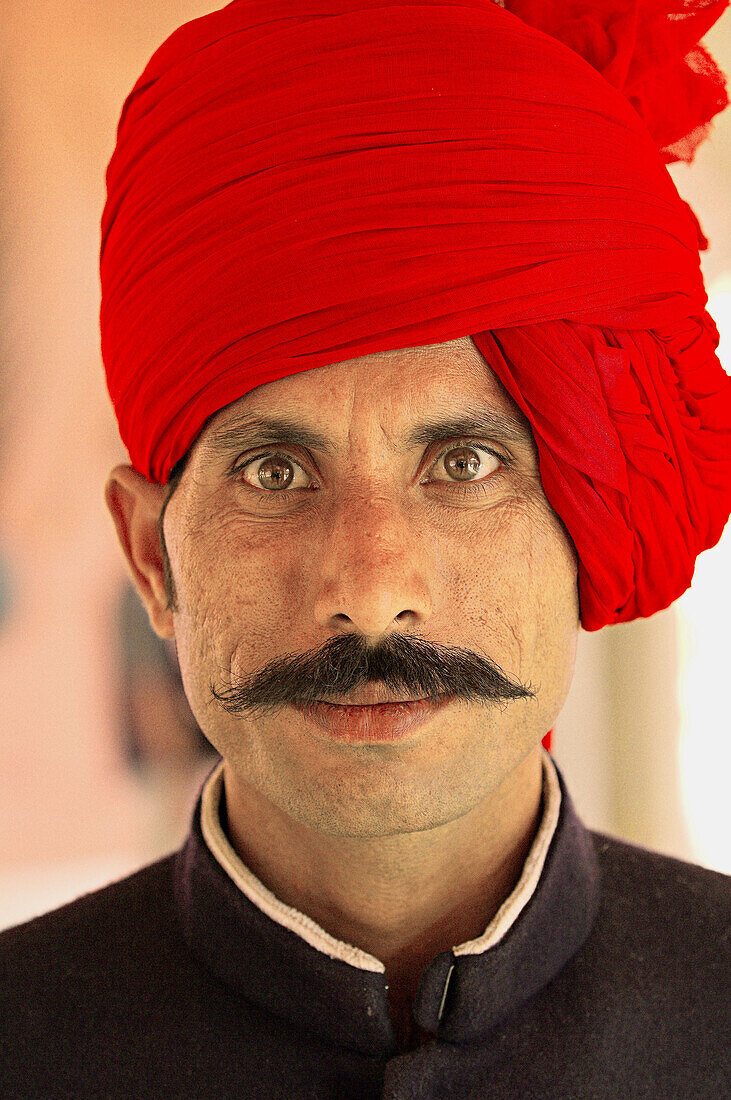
[211,632,535,720]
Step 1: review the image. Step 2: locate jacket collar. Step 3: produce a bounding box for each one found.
[174,752,600,1056]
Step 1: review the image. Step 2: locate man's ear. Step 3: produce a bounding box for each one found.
[104,465,175,639]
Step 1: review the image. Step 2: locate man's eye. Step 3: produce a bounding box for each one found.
[237,452,310,493]
[235,441,507,496]
[429,442,504,486]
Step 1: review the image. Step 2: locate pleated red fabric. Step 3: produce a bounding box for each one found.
[100,0,731,630]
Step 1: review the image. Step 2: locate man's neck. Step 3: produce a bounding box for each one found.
[222,746,545,1006]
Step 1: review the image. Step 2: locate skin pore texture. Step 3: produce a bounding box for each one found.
[105,335,580,1052]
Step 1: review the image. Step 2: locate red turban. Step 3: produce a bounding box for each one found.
[100,0,731,631]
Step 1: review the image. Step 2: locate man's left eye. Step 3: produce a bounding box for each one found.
[429,443,504,485]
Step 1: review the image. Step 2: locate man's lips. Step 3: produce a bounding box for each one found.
[292,695,453,743]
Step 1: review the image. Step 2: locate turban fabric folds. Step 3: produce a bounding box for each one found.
[100,0,731,631]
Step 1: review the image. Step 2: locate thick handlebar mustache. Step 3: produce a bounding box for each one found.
[210,632,536,719]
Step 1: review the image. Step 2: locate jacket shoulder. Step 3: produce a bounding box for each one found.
[0,852,176,947]
[0,852,238,1096]
[584,829,730,1009]
[0,853,186,1005]
[589,828,730,921]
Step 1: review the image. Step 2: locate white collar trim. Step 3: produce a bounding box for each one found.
[200,747,561,973]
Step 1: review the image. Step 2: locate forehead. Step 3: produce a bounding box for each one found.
[198,337,532,453]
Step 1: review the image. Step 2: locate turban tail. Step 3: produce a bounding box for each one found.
[100,0,731,630]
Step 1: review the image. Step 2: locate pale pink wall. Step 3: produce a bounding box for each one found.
[0,2,221,883]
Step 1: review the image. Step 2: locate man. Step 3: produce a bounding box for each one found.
[1,1,730,1096]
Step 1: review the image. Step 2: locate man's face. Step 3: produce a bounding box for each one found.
[155,336,579,837]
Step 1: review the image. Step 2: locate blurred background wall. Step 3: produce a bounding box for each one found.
[0,1,729,932]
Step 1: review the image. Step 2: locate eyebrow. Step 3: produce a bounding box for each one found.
[206,407,532,461]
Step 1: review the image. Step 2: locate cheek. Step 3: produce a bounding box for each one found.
[521,509,580,704]
[171,515,298,685]
[450,501,579,677]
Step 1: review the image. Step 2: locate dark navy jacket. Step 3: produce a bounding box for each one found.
[0,759,728,1098]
